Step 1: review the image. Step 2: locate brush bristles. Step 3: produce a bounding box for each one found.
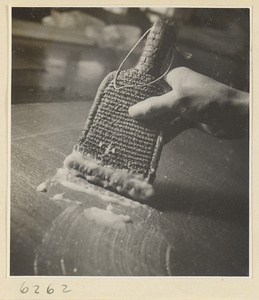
[63,150,155,201]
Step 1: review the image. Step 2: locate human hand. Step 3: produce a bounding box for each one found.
[129,67,249,140]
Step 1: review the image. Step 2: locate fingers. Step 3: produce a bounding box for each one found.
[165,66,191,87]
[129,91,177,120]
[129,67,195,120]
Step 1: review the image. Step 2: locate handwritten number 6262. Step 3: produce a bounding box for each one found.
[20,282,71,294]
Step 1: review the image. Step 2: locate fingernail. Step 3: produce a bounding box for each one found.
[128,104,140,118]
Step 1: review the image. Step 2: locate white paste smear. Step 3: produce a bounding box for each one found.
[60,258,67,275]
[36,180,49,192]
[64,150,155,201]
[165,244,173,276]
[33,253,39,276]
[106,204,113,211]
[36,168,142,209]
[51,193,81,205]
[83,207,131,230]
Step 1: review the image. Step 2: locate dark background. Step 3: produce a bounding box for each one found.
[12,7,249,104]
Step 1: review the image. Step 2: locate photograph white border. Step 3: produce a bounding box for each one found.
[1,0,258,299]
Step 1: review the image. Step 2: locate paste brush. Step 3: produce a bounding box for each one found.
[64,20,177,201]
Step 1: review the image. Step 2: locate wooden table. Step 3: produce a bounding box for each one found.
[11,100,249,276]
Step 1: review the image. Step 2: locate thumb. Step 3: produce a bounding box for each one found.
[128,91,177,120]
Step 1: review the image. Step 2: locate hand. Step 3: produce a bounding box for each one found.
[129,67,249,140]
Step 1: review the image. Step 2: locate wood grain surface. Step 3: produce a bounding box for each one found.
[11,101,249,276]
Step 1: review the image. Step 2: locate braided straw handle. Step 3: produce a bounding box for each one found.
[135,19,176,76]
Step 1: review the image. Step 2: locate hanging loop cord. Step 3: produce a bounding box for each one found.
[113,27,175,90]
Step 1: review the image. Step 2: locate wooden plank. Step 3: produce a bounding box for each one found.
[10,102,249,276]
[11,102,90,139]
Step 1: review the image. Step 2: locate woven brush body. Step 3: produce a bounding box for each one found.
[64,20,176,201]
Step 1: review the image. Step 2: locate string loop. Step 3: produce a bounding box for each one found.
[113,27,175,90]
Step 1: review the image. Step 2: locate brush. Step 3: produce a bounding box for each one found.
[63,19,177,201]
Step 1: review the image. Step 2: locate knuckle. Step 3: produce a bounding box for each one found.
[166,67,189,90]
